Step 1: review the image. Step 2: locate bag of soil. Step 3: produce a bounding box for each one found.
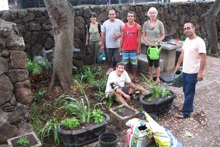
[125,118,153,147]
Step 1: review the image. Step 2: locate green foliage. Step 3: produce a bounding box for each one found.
[179,34,187,41]
[61,95,88,123]
[107,93,114,109]
[78,65,96,82]
[37,118,60,145]
[61,117,80,129]
[95,91,106,101]
[91,109,105,124]
[26,56,51,75]
[26,58,42,75]
[33,90,46,102]
[117,107,125,114]
[17,136,29,147]
[30,65,107,145]
[141,73,171,102]
[88,76,107,91]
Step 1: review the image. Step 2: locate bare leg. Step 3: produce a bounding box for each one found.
[132,67,137,81]
[108,61,113,68]
[149,66,153,79]
[114,92,129,105]
[155,66,160,83]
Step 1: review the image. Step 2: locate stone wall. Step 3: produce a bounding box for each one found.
[0,19,33,144]
[0,2,219,59]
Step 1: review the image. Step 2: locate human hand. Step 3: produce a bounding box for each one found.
[85,42,88,47]
[113,34,118,40]
[153,41,159,46]
[197,72,203,81]
[123,94,130,101]
[101,45,104,50]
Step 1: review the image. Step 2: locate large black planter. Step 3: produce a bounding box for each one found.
[58,113,110,147]
[140,90,176,115]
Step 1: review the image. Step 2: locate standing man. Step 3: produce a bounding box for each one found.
[120,11,141,83]
[101,9,124,75]
[175,22,206,118]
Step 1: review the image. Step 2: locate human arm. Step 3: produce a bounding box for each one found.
[115,88,130,100]
[142,32,154,47]
[119,25,125,53]
[85,26,89,47]
[153,33,165,46]
[175,51,184,71]
[101,31,105,50]
[137,24,142,54]
[197,53,206,81]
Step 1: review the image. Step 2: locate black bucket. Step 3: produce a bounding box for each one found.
[99,132,118,147]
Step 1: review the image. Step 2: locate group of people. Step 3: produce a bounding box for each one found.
[85,7,206,118]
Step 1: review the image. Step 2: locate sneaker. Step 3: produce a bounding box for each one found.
[106,68,114,75]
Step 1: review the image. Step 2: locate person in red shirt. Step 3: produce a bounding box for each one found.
[120,11,141,83]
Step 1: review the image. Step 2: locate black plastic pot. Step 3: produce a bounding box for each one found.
[58,113,110,147]
[140,90,176,114]
[99,132,118,147]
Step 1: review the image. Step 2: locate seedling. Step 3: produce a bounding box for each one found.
[91,109,105,124]
[17,136,29,147]
[61,117,80,129]
[117,107,125,114]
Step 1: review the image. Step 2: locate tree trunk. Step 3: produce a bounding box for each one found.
[44,0,74,93]
[203,1,220,54]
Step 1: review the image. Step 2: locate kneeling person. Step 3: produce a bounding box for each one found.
[105,62,148,105]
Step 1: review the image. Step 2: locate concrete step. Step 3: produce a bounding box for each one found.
[138,54,164,74]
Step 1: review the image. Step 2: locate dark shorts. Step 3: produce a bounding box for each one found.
[121,87,129,95]
[146,45,160,68]
[106,48,121,62]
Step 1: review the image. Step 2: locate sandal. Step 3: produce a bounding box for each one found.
[132,78,139,83]
[154,80,160,85]
[175,112,190,119]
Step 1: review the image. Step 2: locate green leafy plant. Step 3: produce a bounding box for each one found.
[141,73,171,102]
[26,56,51,75]
[91,109,105,124]
[17,136,29,147]
[61,117,80,129]
[62,96,88,123]
[33,90,46,102]
[117,107,125,114]
[37,118,60,145]
[26,58,42,75]
[107,93,114,109]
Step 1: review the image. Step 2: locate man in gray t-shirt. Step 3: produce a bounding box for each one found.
[101,9,124,75]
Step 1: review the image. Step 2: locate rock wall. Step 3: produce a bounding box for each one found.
[0,19,33,144]
[0,2,219,60]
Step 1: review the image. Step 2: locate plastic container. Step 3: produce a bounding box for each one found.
[172,70,182,87]
[99,132,118,147]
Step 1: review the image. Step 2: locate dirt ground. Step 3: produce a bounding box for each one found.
[84,55,220,147]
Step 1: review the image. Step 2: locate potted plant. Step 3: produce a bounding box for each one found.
[109,104,139,129]
[7,131,42,147]
[57,79,110,147]
[140,74,177,114]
